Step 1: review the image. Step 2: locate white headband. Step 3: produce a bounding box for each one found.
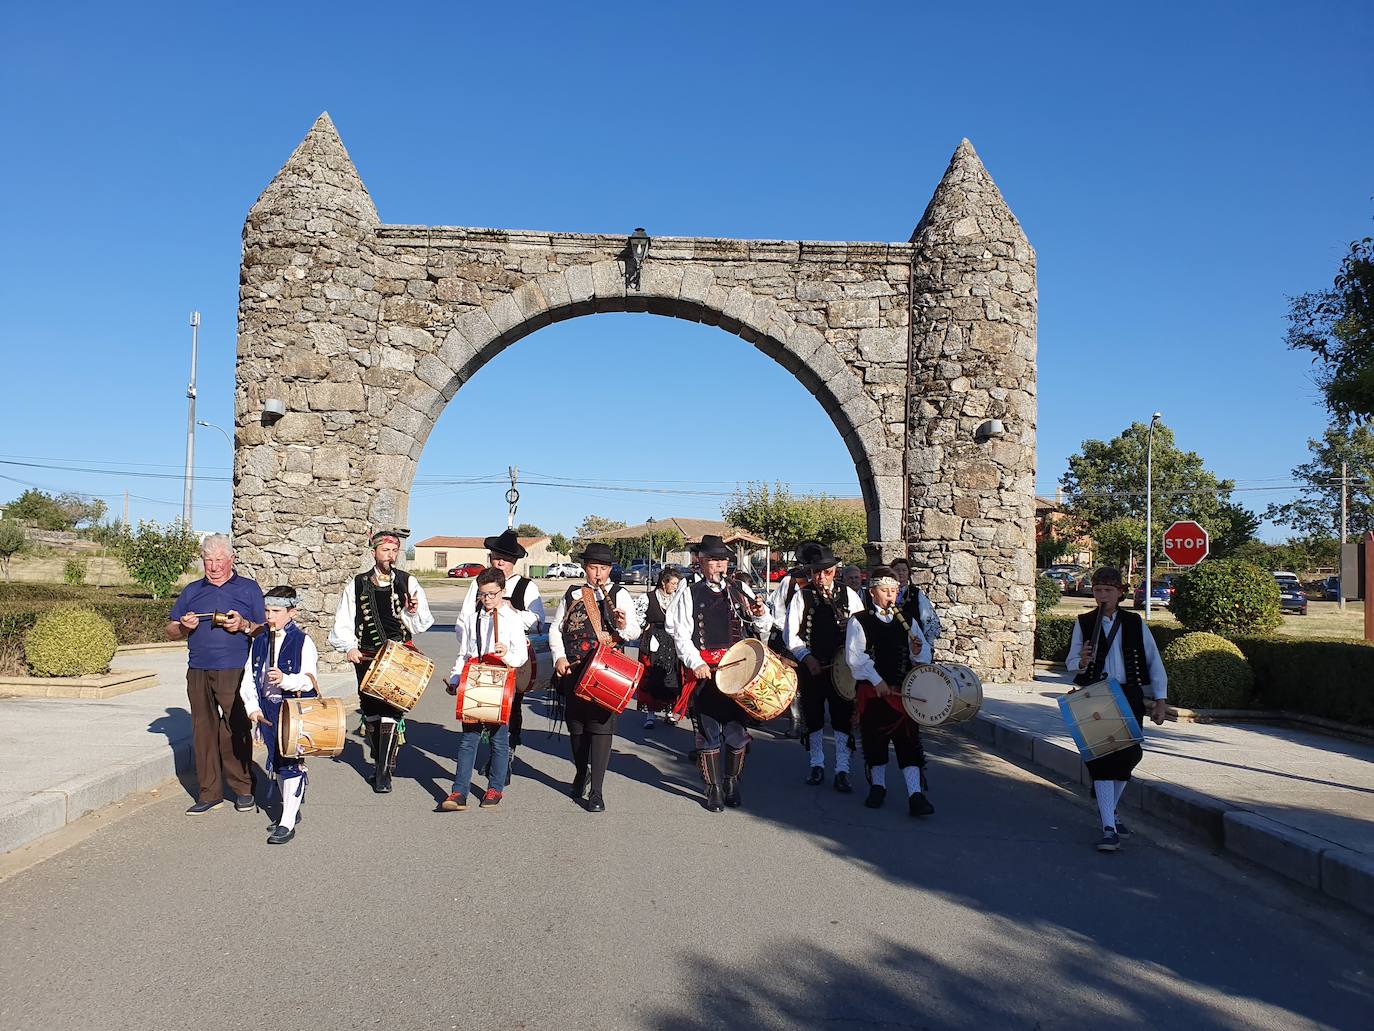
[872,576,899,589]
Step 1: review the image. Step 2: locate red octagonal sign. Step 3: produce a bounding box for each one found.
[1163,520,1209,567]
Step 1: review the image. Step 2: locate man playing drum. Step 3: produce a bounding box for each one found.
[549,542,641,813]
[240,586,320,843]
[785,544,865,792]
[328,529,435,794]
[458,529,546,776]
[845,567,935,817]
[665,534,773,812]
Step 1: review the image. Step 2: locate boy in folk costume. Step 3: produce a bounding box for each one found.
[457,529,546,774]
[890,557,943,648]
[549,542,642,813]
[637,567,685,729]
[785,544,866,791]
[328,529,435,794]
[665,535,773,812]
[845,567,936,817]
[441,567,529,811]
[1064,567,1168,853]
[240,587,320,844]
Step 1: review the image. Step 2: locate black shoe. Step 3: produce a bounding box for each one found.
[864,785,887,809]
[373,769,393,793]
[907,792,935,817]
[722,776,741,808]
[834,772,853,794]
[1115,820,1132,838]
[569,770,588,800]
[586,791,606,813]
[233,793,256,812]
[1096,828,1121,852]
[704,783,725,812]
[185,799,222,815]
[267,824,296,844]
[805,765,824,786]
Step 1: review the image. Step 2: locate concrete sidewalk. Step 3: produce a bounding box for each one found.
[962,671,1374,916]
[0,647,353,854]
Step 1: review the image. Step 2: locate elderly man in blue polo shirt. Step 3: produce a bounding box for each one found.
[166,534,266,815]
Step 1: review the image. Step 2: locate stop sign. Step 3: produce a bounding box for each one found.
[1163,520,1209,567]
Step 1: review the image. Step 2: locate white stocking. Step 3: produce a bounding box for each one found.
[809,734,825,768]
[1095,781,1116,830]
[870,764,887,787]
[279,775,305,830]
[835,736,851,774]
[902,766,923,796]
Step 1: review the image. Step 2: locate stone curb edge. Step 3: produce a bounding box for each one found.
[954,712,1374,919]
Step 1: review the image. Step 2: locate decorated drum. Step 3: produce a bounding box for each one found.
[574,644,643,714]
[278,696,347,759]
[455,657,516,724]
[900,663,984,727]
[360,640,435,712]
[716,638,799,721]
[1057,678,1143,760]
[829,647,857,701]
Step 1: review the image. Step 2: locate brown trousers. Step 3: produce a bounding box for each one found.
[187,667,253,803]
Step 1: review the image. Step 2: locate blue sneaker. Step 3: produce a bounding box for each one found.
[186,799,222,815]
[1095,827,1121,853]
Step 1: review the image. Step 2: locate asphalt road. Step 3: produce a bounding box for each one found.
[1,608,1370,1030]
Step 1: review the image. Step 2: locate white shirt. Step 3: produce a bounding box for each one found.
[784,584,865,661]
[458,575,546,655]
[548,582,642,663]
[1065,610,1168,700]
[449,602,530,680]
[844,609,930,687]
[327,568,435,653]
[665,577,774,672]
[239,630,321,716]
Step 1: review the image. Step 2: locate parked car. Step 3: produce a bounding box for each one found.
[1043,568,1078,593]
[1322,575,1340,601]
[625,560,661,584]
[447,562,485,578]
[610,563,624,583]
[545,562,583,579]
[768,566,788,582]
[1133,575,1178,609]
[1275,575,1308,615]
[619,565,650,586]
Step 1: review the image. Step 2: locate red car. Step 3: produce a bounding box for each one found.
[768,566,788,582]
[447,562,485,578]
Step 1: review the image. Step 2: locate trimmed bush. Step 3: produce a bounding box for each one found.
[23,606,118,677]
[1234,635,1374,726]
[1035,614,1076,662]
[1171,560,1281,637]
[1034,575,1061,618]
[63,558,86,585]
[1161,632,1254,709]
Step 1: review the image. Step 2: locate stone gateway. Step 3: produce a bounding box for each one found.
[233,114,1036,681]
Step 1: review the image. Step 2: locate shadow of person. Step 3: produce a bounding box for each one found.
[147,706,195,798]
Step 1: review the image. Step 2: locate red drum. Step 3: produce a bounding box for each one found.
[455,657,516,725]
[574,644,643,714]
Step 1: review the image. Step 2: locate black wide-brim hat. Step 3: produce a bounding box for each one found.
[794,540,824,566]
[579,542,616,567]
[808,544,841,572]
[483,529,527,560]
[694,534,732,560]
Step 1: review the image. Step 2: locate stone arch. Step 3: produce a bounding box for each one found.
[233,114,1037,681]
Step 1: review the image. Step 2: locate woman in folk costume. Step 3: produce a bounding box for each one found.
[784,544,865,791]
[549,542,642,813]
[240,586,320,844]
[665,534,773,812]
[637,566,685,729]
[845,567,936,817]
[328,529,434,794]
[1065,567,1168,853]
[441,567,530,811]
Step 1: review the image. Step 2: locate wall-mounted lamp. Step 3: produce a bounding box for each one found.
[974,418,1005,443]
[624,228,651,290]
[262,398,287,424]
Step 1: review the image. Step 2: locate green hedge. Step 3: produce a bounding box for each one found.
[0,592,170,674]
[1035,614,1187,663]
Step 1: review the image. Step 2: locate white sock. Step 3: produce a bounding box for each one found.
[870,764,886,788]
[1112,780,1128,813]
[902,766,923,796]
[809,735,824,767]
[279,777,304,830]
[835,738,851,774]
[1095,782,1116,830]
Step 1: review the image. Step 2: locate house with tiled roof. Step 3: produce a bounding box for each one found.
[412,535,571,576]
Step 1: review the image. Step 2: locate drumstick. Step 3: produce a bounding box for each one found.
[715,656,751,670]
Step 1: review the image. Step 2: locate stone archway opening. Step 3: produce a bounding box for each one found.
[233,113,1037,681]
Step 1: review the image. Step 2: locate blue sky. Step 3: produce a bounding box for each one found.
[1,3,1370,544]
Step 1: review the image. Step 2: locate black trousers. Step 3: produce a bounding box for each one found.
[860,700,925,769]
[799,664,853,742]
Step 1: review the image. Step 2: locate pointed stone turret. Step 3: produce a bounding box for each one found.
[247,112,378,232]
[911,138,1028,254]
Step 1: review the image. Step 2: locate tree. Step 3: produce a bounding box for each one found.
[1092,517,1145,570]
[1286,227,1374,424]
[813,497,867,563]
[513,522,545,538]
[114,520,200,600]
[4,489,69,531]
[722,482,820,547]
[573,515,626,548]
[56,493,107,530]
[1210,501,1262,559]
[548,532,571,556]
[1036,529,1069,569]
[1263,423,1374,540]
[0,520,25,581]
[1059,421,1255,565]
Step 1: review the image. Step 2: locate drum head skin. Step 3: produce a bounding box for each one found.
[901,665,958,726]
[830,648,857,700]
[716,639,764,697]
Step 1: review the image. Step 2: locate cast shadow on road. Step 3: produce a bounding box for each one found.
[147,706,196,800]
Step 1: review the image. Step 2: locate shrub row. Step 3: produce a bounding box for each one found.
[0,597,169,673]
[1034,614,1374,727]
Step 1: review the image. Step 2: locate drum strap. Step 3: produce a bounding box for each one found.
[581,586,608,642]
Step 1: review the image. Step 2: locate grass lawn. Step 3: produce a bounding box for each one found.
[1053,596,1370,641]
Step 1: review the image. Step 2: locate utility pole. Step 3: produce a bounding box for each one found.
[506,466,520,529]
[122,490,129,528]
[182,311,200,528]
[1144,412,1162,621]
[1340,459,1348,611]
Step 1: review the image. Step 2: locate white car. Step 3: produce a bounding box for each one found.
[546,562,583,579]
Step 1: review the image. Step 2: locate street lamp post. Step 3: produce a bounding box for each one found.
[182,311,200,528]
[196,420,231,448]
[1145,412,1162,621]
[646,516,656,572]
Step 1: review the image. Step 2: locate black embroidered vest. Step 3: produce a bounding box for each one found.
[353,568,412,653]
[560,583,619,658]
[690,580,750,652]
[1074,608,1150,689]
[801,586,847,658]
[853,609,911,687]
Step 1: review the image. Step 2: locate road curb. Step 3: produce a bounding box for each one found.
[958,710,1374,917]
